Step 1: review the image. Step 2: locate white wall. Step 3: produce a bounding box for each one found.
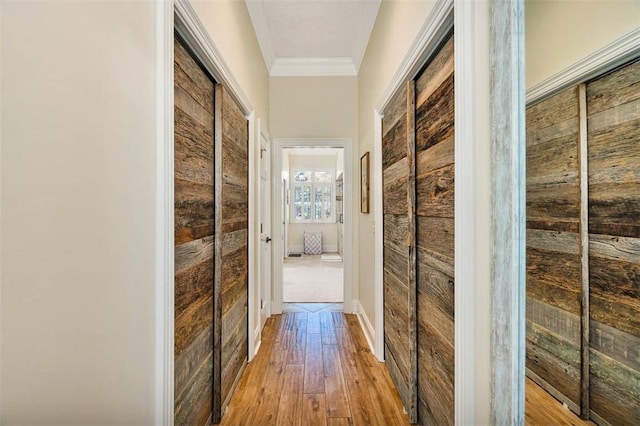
[1,1,157,423]
[270,77,357,140]
[1,0,271,423]
[287,154,339,252]
[357,0,436,328]
[525,0,640,89]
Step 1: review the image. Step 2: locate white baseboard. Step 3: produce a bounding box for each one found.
[252,323,262,360]
[355,300,376,355]
[288,244,338,254]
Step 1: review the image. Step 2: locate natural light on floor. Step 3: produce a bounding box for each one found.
[282,254,344,303]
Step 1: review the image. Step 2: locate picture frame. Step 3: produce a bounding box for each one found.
[360,152,370,213]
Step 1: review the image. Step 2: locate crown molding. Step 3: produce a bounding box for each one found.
[270,57,357,77]
[526,27,640,106]
[245,0,276,72]
[351,0,381,72]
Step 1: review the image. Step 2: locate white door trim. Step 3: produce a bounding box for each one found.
[247,112,257,361]
[155,2,175,425]
[257,120,272,342]
[158,0,256,423]
[372,110,384,361]
[272,138,354,314]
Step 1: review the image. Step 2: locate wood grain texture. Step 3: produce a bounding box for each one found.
[414,33,455,426]
[525,59,640,425]
[275,364,304,425]
[383,82,409,139]
[174,37,215,426]
[415,74,454,154]
[587,61,640,239]
[525,377,595,426]
[219,311,410,426]
[586,58,640,114]
[526,87,580,237]
[382,82,416,420]
[526,86,583,415]
[382,177,408,216]
[215,83,249,420]
[586,60,640,426]
[405,81,419,424]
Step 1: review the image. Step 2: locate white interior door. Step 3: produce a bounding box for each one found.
[259,133,272,327]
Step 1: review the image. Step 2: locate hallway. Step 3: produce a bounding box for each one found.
[220,306,410,425]
[220,304,596,426]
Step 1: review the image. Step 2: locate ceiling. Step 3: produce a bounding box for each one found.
[246,0,381,77]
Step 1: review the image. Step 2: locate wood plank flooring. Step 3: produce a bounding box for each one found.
[219,303,596,425]
[219,307,410,425]
[525,377,595,425]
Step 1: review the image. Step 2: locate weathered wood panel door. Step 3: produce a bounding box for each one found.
[215,84,249,417]
[414,34,455,426]
[173,37,249,424]
[381,32,455,425]
[174,37,215,425]
[382,83,417,422]
[525,87,582,414]
[525,58,640,425]
[586,59,640,425]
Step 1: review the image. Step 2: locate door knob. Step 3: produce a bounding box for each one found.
[265,237,272,243]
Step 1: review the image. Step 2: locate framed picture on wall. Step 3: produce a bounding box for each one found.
[360,152,370,213]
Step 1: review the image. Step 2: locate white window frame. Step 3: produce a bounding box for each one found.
[290,168,335,223]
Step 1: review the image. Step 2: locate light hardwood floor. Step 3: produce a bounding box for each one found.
[220,305,410,425]
[219,304,594,425]
[525,377,595,426]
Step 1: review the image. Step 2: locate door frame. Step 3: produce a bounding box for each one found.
[157,0,257,423]
[272,138,354,314]
[257,119,272,337]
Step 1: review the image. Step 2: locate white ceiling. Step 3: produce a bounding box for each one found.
[246,0,381,77]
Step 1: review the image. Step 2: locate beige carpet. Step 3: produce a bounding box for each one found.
[283,254,344,303]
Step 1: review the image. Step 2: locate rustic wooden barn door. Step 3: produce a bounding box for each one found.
[174,37,216,425]
[414,34,455,426]
[214,84,249,418]
[173,36,249,424]
[525,87,583,414]
[381,32,455,425]
[526,58,640,425]
[382,82,418,422]
[585,59,639,425]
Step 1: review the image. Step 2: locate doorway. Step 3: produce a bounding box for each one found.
[272,139,354,314]
[281,147,345,304]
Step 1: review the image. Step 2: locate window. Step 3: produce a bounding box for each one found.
[291,169,333,222]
